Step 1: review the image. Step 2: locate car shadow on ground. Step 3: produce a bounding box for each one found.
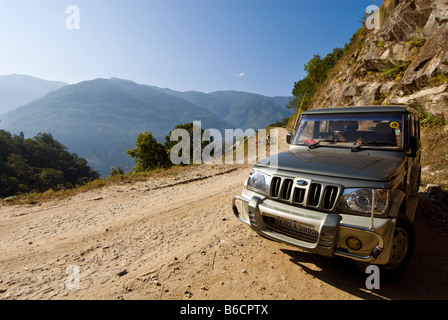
[282,197,448,300]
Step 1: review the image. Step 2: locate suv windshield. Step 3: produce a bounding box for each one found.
[292,112,404,151]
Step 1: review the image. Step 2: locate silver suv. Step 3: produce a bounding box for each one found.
[233,106,421,278]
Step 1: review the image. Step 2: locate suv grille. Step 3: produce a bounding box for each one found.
[270,177,340,211]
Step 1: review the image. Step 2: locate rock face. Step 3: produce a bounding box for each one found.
[311,0,448,118]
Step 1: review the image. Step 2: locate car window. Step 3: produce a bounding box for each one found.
[292,113,404,150]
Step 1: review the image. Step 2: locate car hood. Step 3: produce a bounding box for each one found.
[256,147,405,182]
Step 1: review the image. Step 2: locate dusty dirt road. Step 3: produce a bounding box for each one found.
[1,129,448,300]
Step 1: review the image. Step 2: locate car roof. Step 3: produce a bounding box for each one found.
[302,105,416,115]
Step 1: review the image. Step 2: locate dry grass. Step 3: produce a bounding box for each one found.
[420,127,448,188]
[1,165,200,206]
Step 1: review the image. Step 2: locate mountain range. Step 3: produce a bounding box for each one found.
[0,75,293,176]
[0,74,67,115]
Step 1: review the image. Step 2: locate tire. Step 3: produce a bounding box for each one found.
[357,218,414,281]
[378,218,415,280]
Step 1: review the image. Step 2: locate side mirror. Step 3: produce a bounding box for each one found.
[286,133,292,144]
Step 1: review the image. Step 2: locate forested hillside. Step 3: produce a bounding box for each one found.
[0,130,99,197]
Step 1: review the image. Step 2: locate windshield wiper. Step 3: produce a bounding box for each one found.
[351,141,396,152]
[308,139,339,149]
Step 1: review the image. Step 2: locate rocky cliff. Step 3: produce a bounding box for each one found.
[311,0,448,117]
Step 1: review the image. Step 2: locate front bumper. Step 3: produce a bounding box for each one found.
[232,190,396,264]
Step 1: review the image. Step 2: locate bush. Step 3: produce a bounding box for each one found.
[289,48,345,110]
[430,74,448,86]
[126,131,169,172]
[419,110,447,128]
[381,63,408,80]
[377,41,386,51]
[407,37,425,50]
[109,166,124,177]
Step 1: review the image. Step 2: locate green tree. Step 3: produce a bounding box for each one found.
[127,131,168,172]
[289,48,345,111]
[39,168,64,190]
[7,153,32,192]
[164,122,208,164]
[0,129,98,197]
[109,166,124,177]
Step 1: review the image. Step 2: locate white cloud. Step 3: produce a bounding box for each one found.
[238,72,245,77]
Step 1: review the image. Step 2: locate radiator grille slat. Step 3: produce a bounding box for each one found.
[280,179,293,200]
[269,176,339,211]
[271,177,281,198]
[323,186,339,210]
[293,188,306,203]
[308,183,321,207]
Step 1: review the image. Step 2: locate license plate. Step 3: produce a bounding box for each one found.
[273,217,318,237]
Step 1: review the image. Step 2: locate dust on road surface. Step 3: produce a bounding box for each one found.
[1,128,447,300]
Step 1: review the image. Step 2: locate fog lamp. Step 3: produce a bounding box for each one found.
[346,237,362,250]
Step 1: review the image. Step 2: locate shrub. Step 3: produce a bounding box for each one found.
[430,74,448,86]
[110,166,124,177]
[127,131,169,172]
[407,37,425,50]
[381,63,407,80]
[419,110,446,128]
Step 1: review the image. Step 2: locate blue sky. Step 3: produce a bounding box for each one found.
[0,0,383,97]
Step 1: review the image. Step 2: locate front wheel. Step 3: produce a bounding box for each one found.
[359,218,415,280]
[378,218,415,280]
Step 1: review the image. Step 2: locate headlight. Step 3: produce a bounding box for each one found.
[339,188,390,215]
[247,170,271,194]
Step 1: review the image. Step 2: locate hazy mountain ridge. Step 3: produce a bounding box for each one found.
[151,86,292,129]
[0,74,67,116]
[0,76,292,176]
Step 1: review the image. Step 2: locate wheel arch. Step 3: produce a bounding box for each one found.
[389,189,406,218]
